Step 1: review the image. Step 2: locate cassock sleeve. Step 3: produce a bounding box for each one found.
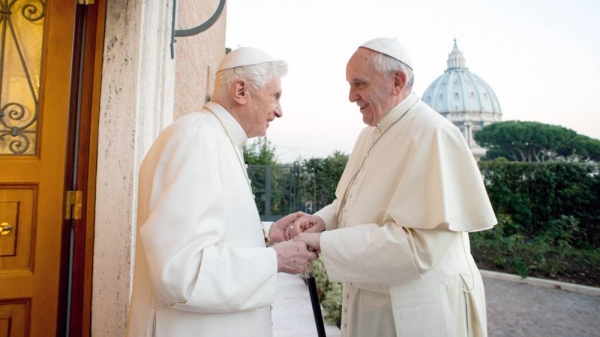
[139,126,277,313]
[320,223,462,284]
[314,199,340,231]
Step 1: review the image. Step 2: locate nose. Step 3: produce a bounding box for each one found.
[274,103,282,118]
[349,87,359,103]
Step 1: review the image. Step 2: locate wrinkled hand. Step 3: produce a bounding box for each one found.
[269,212,306,243]
[272,240,319,274]
[286,214,326,240]
[295,233,322,252]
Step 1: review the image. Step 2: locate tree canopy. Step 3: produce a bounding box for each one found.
[243,137,277,165]
[299,150,348,212]
[474,121,600,162]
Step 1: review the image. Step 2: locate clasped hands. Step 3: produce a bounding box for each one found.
[268,212,325,275]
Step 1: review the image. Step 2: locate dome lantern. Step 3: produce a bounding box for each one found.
[447,38,467,70]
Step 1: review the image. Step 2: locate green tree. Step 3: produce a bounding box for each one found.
[560,134,600,161]
[475,121,600,162]
[243,137,277,165]
[243,138,277,216]
[299,150,348,212]
[243,138,300,217]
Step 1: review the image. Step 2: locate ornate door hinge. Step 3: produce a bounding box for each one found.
[65,190,83,220]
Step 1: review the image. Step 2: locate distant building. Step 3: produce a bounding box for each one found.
[423,39,502,160]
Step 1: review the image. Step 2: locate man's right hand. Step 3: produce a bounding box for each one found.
[286,214,326,240]
[269,211,305,243]
[272,240,318,274]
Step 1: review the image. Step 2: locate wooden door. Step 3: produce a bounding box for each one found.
[0,1,77,336]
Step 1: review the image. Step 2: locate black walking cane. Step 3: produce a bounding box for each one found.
[305,259,327,337]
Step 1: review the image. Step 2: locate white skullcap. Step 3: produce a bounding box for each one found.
[360,38,413,70]
[217,47,281,72]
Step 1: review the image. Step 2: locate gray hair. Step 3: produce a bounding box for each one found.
[214,60,288,98]
[372,53,414,91]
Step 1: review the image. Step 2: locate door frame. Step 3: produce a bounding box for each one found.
[57,2,106,336]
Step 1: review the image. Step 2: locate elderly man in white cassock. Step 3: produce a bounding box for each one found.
[277,38,498,337]
[125,47,318,337]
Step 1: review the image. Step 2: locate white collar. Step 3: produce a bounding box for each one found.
[376,93,419,131]
[203,101,248,147]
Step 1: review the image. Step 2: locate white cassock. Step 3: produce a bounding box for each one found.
[315,93,497,337]
[126,102,278,337]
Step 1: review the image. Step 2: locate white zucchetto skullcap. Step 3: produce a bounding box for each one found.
[217,47,280,72]
[360,38,414,70]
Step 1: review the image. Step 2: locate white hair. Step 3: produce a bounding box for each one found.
[214,60,288,98]
[372,53,414,91]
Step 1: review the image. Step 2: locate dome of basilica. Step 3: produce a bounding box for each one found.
[422,39,502,158]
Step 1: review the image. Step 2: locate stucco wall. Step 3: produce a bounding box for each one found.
[93,1,145,335]
[174,0,227,119]
[93,0,226,336]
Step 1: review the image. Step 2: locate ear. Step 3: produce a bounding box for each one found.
[232,79,249,105]
[392,70,407,95]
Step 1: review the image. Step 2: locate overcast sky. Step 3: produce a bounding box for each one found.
[225,0,600,163]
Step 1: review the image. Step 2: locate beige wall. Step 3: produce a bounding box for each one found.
[174,0,227,119]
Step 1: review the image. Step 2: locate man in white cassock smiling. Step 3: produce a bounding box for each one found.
[281,38,498,337]
[125,47,318,337]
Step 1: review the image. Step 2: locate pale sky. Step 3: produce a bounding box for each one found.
[225,0,600,163]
